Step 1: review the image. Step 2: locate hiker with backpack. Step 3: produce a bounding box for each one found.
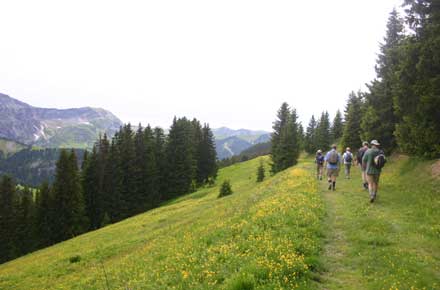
[324,144,341,191]
[362,140,386,203]
[357,141,370,189]
[315,149,325,180]
[342,147,353,179]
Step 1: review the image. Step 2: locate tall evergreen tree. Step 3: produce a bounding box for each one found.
[271,103,300,173]
[51,150,87,243]
[153,127,166,205]
[362,9,405,153]
[35,182,53,248]
[341,92,364,151]
[315,111,331,151]
[196,124,218,184]
[15,187,36,255]
[165,117,196,197]
[305,115,317,154]
[0,175,17,262]
[331,110,344,141]
[393,0,440,157]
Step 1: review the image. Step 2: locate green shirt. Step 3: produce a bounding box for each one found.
[362,148,382,175]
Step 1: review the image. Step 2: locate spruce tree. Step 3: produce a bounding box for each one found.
[196,124,218,184]
[331,110,344,141]
[256,160,265,182]
[393,1,440,157]
[271,103,300,173]
[362,9,404,154]
[315,111,331,152]
[15,187,36,255]
[51,150,87,243]
[35,182,53,248]
[305,115,317,154]
[0,175,17,263]
[341,92,364,151]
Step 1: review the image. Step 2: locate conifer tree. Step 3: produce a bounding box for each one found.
[341,92,364,151]
[271,103,300,173]
[15,187,36,255]
[0,175,17,263]
[362,9,404,153]
[315,111,331,152]
[331,110,344,141]
[35,182,53,248]
[152,127,166,205]
[51,150,87,243]
[256,160,265,182]
[196,124,218,184]
[305,115,317,154]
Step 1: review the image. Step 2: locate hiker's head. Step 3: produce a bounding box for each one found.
[346,147,351,152]
[331,144,337,150]
[370,140,380,148]
[317,149,322,154]
[362,141,369,147]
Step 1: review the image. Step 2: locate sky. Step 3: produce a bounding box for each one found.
[0,0,403,131]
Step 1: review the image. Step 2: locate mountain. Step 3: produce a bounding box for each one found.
[213,127,269,143]
[0,137,28,158]
[215,136,254,160]
[213,127,271,159]
[0,93,123,148]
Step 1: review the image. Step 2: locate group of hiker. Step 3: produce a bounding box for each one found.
[315,140,386,203]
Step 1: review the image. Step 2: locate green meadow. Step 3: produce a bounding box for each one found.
[0,155,439,289]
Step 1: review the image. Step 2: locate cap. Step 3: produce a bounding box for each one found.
[371,140,380,146]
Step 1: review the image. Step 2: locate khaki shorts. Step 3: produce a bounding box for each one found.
[327,168,339,177]
[366,174,380,184]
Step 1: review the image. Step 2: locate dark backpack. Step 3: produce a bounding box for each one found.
[328,151,339,165]
[357,147,367,164]
[374,151,386,169]
[316,155,324,165]
[345,153,353,163]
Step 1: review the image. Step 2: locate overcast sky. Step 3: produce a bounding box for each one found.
[1,0,403,131]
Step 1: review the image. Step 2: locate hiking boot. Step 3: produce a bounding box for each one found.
[328,184,332,190]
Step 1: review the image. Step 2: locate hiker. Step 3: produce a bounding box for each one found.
[342,147,353,179]
[356,141,369,189]
[362,140,386,203]
[315,149,325,180]
[324,144,341,191]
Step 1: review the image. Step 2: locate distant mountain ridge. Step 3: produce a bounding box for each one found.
[0,93,123,148]
[213,128,271,159]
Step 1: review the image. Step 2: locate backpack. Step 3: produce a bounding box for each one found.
[344,152,353,163]
[316,155,324,165]
[374,151,386,169]
[357,147,367,164]
[328,150,339,165]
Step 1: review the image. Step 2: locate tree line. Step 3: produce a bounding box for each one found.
[342,2,439,157]
[0,117,218,264]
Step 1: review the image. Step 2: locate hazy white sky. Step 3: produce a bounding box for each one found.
[1,0,402,131]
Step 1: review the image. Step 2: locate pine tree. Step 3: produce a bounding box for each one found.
[152,127,166,205]
[331,110,344,141]
[15,187,36,255]
[341,92,364,151]
[315,111,331,152]
[393,1,440,157]
[0,175,17,263]
[362,9,405,154]
[82,146,101,230]
[271,103,300,173]
[35,182,53,248]
[165,117,196,198]
[51,150,87,243]
[196,124,218,184]
[305,115,317,154]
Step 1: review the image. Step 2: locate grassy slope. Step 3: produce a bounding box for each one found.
[316,155,440,290]
[0,156,324,290]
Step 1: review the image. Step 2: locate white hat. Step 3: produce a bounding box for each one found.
[371,140,380,146]
[317,149,322,153]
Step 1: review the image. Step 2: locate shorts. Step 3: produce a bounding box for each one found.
[327,168,339,177]
[366,174,380,184]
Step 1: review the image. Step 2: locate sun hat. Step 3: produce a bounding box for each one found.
[362,141,369,146]
[346,147,351,151]
[317,149,322,153]
[371,140,380,146]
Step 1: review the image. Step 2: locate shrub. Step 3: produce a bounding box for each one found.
[69,255,81,263]
[256,161,265,182]
[218,180,233,197]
